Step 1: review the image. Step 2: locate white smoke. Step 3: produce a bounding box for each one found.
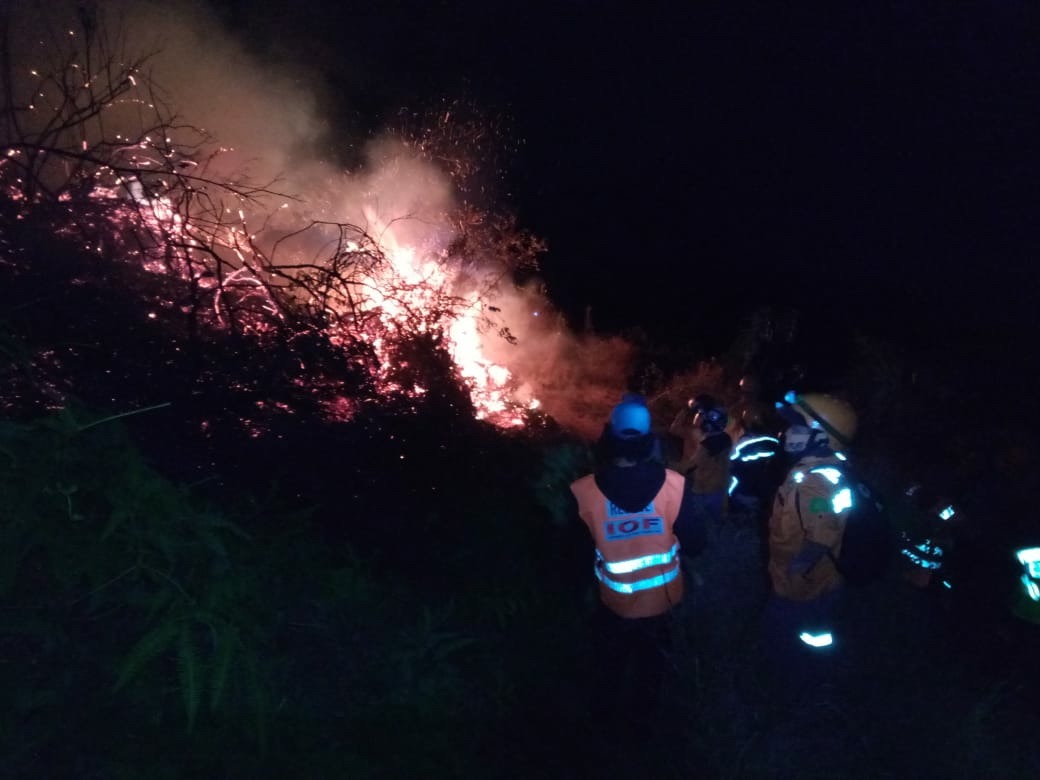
[2,0,633,437]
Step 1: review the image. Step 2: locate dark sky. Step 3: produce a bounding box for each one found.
[213,1,1040,350]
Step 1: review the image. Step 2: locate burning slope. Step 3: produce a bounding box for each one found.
[0,1,631,434]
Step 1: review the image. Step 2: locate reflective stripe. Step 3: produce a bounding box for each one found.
[595,561,681,594]
[598,542,680,574]
[901,546,943,570]
[809,466,843,485]
[799,631,833,648]
[1016,548,1040,579]
[740,451,776,462]
[728,476,739,496]
[914,540,943,555]
[832,487,853,513]
[1017,547,1040,564]
[730,436,780,461]
[1022,574,1040,602]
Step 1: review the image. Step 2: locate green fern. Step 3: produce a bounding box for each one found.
[113,619,179,692]
[243,650,272,753]
[100,504,134,541]
[0,525,28,598]
[429,632,477,663]
[208,624,237,712]
[195,525,229,562]
[5,409,279,751]
[177,623,200,732]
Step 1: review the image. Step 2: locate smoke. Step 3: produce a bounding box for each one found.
[478,282,633,438]
[110,0,328,184]
[2,0,633,438]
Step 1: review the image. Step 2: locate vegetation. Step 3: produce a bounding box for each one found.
[1,6,1037,779]
[2,393,1037,778]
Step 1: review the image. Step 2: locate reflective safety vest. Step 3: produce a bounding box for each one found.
[571,470,686,618]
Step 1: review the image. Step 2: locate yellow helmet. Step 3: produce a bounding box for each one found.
[791,393,858,445]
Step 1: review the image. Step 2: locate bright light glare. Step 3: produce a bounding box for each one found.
[832,487,852,513]
[799,631,833,648]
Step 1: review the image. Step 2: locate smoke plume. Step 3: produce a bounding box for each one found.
[2,0,632,438]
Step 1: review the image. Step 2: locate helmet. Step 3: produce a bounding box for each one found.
[780,393,857,446]
[697,406,729,434]
[610,400,651,439]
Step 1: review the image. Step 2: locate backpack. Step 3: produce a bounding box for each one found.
[831,475,895,587]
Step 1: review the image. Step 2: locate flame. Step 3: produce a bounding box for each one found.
[6,139,536,428]
[348,205,534,426]
[0,5,581,433]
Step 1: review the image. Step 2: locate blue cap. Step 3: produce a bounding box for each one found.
[610,401,652,439]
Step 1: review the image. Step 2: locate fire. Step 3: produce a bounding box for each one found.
[86,169,538,426]
[349,205,536,426]
[0,5,555,431]
[3,112,536,430]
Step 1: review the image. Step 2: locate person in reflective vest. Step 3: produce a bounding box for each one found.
[572,398,706,619]
[765,393,858,662]
[571,397,706,729]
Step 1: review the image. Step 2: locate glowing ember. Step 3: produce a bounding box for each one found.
[0,20,540,429]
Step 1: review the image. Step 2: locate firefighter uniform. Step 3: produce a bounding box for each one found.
[764,393,859,688]
[768,455,852,602]
[687,432,732,495]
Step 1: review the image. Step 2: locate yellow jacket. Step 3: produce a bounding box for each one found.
[686,434,731,494]
[668,413,731,494]
[768,455,850,601]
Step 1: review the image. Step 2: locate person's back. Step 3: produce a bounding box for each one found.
[728,414,783,521]
[768,452,850,601]
[570,398,707,725]
[573,399,705,618]
[762,392,859,680]
[573,461,686,617]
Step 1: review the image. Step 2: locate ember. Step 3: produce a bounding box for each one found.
[0,4,545,429]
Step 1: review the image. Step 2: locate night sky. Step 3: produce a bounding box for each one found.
[212,1,1039,353]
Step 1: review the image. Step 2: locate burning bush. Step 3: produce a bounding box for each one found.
[0,2,555,432]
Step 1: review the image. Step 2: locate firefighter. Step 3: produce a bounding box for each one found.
[898,483,957,591]
[668,394,719,470]
[763,392,858,677]
[571,397,706,721]
[670,397,733,527]
[727,406,784,523]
